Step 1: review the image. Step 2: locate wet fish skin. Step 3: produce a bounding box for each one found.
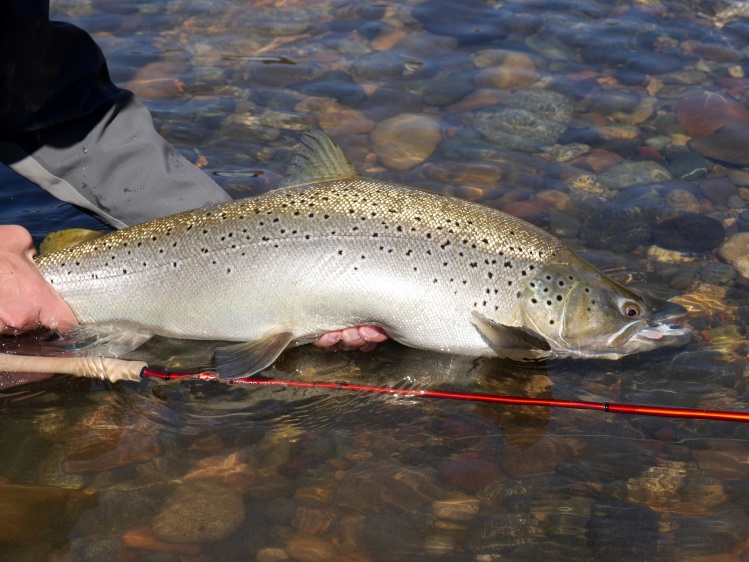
[35,130,691,377]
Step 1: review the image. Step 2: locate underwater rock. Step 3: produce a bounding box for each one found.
[353,51,408,80]
[412,0,508,45]
[663,188,700,212]
[122,526,203,557]
[597,161,672,190]
[285,533,340,562]
[718,232,749,265]
[588,90,642,116]
[405,69,475,107]
[473,90,573,152]
[151,481,245,544]
[182,451,255,493]
[61,405,163,474]
[432,495,480,521]
[653,213,725,252]
[357,514,422,562]
[579,206,654,252]
[689,126,749,167]
[667,151,708,180]
[437,451,505,493]
[289,70,365,107]
[626,52,683,75]
[473,49,539,91]
[676,92,749,137]
[0,483,97,545]
[371,113,442,170]
[588,501,659,560]
[699,177,739,207]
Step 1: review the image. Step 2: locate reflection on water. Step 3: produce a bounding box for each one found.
[3,0,749,559]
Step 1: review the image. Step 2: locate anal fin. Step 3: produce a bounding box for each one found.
[213,332,293,379]
[470,311,550,353]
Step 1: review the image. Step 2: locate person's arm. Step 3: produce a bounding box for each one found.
[0,2,231,229]
[0,226,77,334]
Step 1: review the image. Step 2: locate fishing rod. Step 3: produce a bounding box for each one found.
[2,353,748,423]
[140,367,749,424]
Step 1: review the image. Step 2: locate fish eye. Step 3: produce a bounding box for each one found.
[624,304,640,318]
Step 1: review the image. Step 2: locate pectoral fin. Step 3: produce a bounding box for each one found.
[213,332,293,379]
[470,311,550,353]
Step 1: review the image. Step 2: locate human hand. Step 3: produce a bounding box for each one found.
[0,226,78,334]
[314,325,388,352]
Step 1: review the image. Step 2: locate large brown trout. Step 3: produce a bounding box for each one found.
[35,130,691,377]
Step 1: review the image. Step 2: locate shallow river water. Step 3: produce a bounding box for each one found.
[3,0,749,560]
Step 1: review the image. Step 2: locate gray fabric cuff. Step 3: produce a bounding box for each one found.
[1,94,231,228]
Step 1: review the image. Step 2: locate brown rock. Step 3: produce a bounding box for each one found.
[122,526,203,557]
[371,29,407,51]
[473,50,538,91]
[699,177,739,206]
[62,405,162,473]
[574,148,625,173]
[676,93,749,137]
[152,481,245,544]
[501,201,548,225]
[437,451,504,493]
[681,40,742,63]
[445,88,510,113]
[717,232,749,264]
[432,495,480,521]
[183,451,255,493]
[0,484,97,544]
[371,114,442,170]
[689,125,749,166]
[286,534,339,562]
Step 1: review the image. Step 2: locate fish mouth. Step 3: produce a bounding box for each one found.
[630,321,693,345]
[605,299,693,354]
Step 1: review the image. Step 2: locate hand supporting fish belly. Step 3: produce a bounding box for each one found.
[33,130,692,380]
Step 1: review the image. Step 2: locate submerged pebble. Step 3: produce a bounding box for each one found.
[151,481,245,544]
[653,213,725,252]
[371,113,442,170]
[473,89,573,152]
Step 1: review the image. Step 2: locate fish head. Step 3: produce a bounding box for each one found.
[519,264,692,359]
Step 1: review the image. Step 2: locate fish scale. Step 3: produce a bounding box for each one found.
[35,130,691,377]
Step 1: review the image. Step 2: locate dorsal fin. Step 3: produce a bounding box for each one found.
[278,129,361,188]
